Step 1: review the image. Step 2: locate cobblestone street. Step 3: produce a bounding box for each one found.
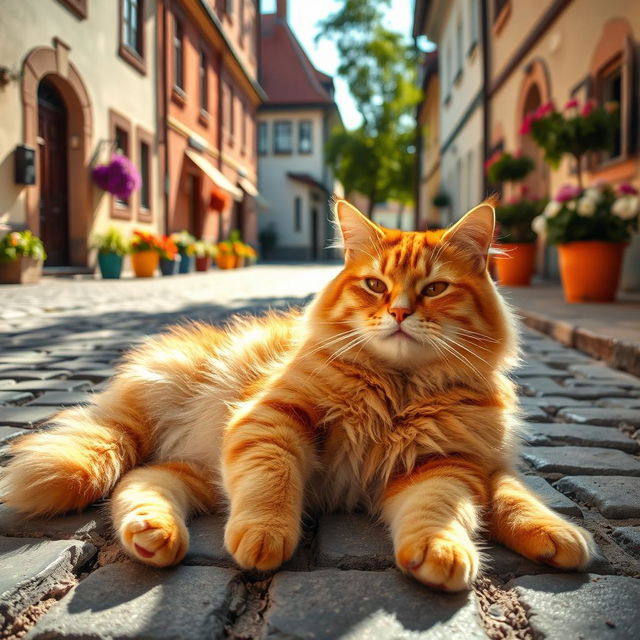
[1,266,640,639]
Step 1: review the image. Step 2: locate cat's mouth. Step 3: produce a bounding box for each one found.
[385,327,418,342]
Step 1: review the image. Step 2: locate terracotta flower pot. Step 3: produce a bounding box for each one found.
[195,256,211,272]
[558,241,626,303]
[494,243,537,286]
[131,250,159,278]
[216,254,235,269]
[0,257,43,284]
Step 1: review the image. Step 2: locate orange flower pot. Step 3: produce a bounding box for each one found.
[494,243,537,286]
[131,250,159,278]
[216,254,236,269]
[558,241,626,303]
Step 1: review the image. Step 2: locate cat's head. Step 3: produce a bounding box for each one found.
[309,200,518,376]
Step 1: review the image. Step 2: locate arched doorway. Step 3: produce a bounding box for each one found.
[38,79,69,266]
[520,84,549,200]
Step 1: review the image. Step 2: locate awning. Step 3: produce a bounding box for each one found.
[238,176,269,210]
[287,172,330,193]
[185,149,243,201]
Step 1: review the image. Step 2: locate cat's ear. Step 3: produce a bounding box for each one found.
[335,200,385,258]
[442,202,495,270]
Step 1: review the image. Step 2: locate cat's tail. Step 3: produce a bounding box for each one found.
[0,384,152,516]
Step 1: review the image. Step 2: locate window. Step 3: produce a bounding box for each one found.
[469,0,479,53]
[274,121,292,154]
[173,14,184,91]
[199,48,208,113]
[225,0,233,15]
[444,43,452,101]
[229,87,235,140]
[109,109,132,219]
[139,140,150,211]
[241,101,247,154]
[294,197,302,232]
[258,122,268,155]
[455,19,463,80]
[119,0,145,73]
[600,65,623,161]
[299,121,313,154]
[239,0,245,47]
[115,127,129,157]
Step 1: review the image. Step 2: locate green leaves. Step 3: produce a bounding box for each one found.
[0,230,47,262]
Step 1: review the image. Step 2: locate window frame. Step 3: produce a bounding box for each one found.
[274,120,293,154]
[172,11,185,94]
[199,46,209,116]
[109,109,133,220]
[58,0,87,20]
[258,121,269,156]
[468,0,479,55]
[136,126,154,222]
[298,120,313,154]
[119,0,146,74]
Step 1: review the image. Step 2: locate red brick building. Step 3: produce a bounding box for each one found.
[157,0,265,245]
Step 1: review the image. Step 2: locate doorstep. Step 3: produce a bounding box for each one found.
[42,266,96,278]
[500,282,640,377]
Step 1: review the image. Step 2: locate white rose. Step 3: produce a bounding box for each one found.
[577,196,596,217]
[531,215,547,236]
[612,195,640,220]
[584,187,603,202]
[544,201,561,218]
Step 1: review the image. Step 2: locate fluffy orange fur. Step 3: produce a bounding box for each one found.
[0,200,594,590]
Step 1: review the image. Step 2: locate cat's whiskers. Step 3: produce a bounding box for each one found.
[438,334,493,368]
[428,334,485,379]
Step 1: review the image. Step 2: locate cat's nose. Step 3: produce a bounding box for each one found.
[389,307,413,324]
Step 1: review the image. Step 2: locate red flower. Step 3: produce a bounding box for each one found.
[581,99,596,117]
[618,183,639,196]
[519,113,534,135]
[520,184,529,196]
[564,98,579,110]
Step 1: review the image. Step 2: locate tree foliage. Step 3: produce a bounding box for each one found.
[317,0,421,217]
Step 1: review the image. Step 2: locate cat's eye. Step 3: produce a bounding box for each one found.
[422,281,449,297]
[365,277,387,294]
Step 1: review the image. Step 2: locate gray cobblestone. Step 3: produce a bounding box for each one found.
[0,369,70,381]
[520,474,583,516]
[0,389,35,405]
[0,405,59,427]
[510,574,640,640]
[523,422,638,452]
[266,570,487,639]
[26,391,93,407]
[554,476,640,518]
[612,527,640,558]
[522,446,640,476]
[557,407,640,427]
[6,379,93,393]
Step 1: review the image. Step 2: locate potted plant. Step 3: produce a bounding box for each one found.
[171,231,196,274]
[531,182,640,302]
[91,228,128,279]
[486,151,535,185]
[216,241,235,269]
[0,230,46,284]
[158,235,179,276]
[493,190,545,286]
[194,241,217,272]
[92,153,141,201]
[130,230,160,278]
[245,244,258,266]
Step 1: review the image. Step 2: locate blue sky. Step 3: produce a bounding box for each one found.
[260,0,416,130]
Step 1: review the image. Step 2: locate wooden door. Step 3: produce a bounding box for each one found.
[187,173,202,237]
[310,207,319,261]
[38,80,69,266]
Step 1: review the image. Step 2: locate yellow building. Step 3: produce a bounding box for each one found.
[0,0,162,269]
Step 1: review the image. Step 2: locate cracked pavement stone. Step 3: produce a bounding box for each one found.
[26,563,236,639]
[0,537,96,627]
[266,569,487,639]
[554,476,640,518]
[521,446,640,476]
[510,573,640,640]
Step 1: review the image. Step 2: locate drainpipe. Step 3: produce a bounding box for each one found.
[162,0,170,234]
[481,0,490,197]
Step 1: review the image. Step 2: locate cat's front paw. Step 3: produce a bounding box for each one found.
[119,509,189,568]
[396,533,479,592]
[225,517,299,571]
[515,520,594,569]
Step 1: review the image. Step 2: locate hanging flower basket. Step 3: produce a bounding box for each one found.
[210,186,229,212]
[92,154,141,201]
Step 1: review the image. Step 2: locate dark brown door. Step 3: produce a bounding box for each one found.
[38,80,69,266]
[187,173,202,237]
[310,207,319,260]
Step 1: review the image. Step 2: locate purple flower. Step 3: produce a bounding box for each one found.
[92,154,141,200]
[555,184,582,203]
[618,183,639,196]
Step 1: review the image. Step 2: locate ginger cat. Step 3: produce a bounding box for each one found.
[0,201,594,591]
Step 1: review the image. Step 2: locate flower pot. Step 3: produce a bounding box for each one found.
[195,256,211,272]
[0,257,43,284]
[235,256,245,268]
[131,250,159,278]
[160,257,177,276]
[558,241,626,303]
[97,252,123,279]
[216,254,235,269]
[178,250,193,274]
[494,243,537,286]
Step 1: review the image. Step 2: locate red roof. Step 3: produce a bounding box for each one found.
[260,13,335,106]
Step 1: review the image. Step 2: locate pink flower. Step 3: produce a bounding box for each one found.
[519,113,534,135]
[555,184,582,203]
[564,98,579,110]
[581,99,596,117]
[507,196,519,205]
[514,149,523,158]
[520,184,529,196]
[619,183,639,196]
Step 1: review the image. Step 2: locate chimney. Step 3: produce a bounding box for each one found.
[276,0,287,20]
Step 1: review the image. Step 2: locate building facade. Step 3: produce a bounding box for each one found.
[0,0,162,268]
[257,0,341,261]
[158,0,264,246]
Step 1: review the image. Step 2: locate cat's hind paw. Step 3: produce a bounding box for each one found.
[396,533,479,592]
[225,518,299,571]
[119,509,189,568]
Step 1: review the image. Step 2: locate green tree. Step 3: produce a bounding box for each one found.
[318,0,421,218]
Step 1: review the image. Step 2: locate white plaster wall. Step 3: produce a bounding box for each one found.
[0,0,160,236]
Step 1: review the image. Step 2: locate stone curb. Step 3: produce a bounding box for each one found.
[517,308,640,377]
